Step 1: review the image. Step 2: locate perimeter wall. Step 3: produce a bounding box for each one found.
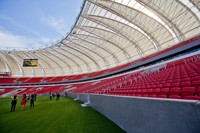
[68,93,200,133]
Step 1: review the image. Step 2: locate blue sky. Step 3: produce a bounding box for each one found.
[0,0,83,48]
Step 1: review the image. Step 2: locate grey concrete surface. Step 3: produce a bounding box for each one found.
[68,93,200,133]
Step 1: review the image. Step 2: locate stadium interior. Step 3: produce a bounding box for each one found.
[0,0,200,133]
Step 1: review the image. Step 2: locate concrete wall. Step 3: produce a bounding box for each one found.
[68,93,200,133]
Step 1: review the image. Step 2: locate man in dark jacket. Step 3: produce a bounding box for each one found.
[30,94,35,109]
[11,94,18,112]
[56,93,60,101]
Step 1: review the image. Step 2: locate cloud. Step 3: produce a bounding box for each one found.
[42,16,68,35]
[0,27,30,48]
[0,12,47,40]
[0,13,63,49]
[0,27,57,49]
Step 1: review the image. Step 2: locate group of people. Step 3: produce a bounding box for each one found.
[11,92,61,112]
[11,93,36,112]
[49,92,60,101]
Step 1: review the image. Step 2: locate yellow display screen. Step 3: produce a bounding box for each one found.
[23,59,38,67]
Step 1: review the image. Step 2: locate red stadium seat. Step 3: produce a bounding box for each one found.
[171,82,180,87]
[183,96,200,100]
[169,95,182,99]
[169,87,181,99]
[181,81,191,87]
[191,80,200,87]
[181,87,195,97]
[157,95,168,98]
[163,83,171,87]
[157,88,169,98]
[197,87,200,96]
[170,87,181,95]
[148,88,160,97]
[160,88,169,95]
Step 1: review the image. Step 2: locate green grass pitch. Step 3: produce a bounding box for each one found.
[0,96,126,133]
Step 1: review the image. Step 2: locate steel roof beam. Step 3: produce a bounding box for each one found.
[75,26,130,59]
[84,15,145,56]
[72,34,120,64]
[61,40,100,70]
[88,0,163,51]
[69,35,109,67]
[49,45,83,73]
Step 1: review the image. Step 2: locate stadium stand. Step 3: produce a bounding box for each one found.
[67,52,200,100]
[1,51,200,101]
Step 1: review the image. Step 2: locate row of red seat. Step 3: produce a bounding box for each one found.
[108,87,200,100]
[0,85,68,96]
[79,53,200,100]
[0,72,11,77]
[0,88,16,96]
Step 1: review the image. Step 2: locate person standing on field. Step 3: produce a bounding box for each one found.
[34,93,37,101]
[56,93,60,101]
[11,94,18,112]
[50,93,52,100]
[21,94,27,111]
[30,94,35,109]
[52,93,55,99]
